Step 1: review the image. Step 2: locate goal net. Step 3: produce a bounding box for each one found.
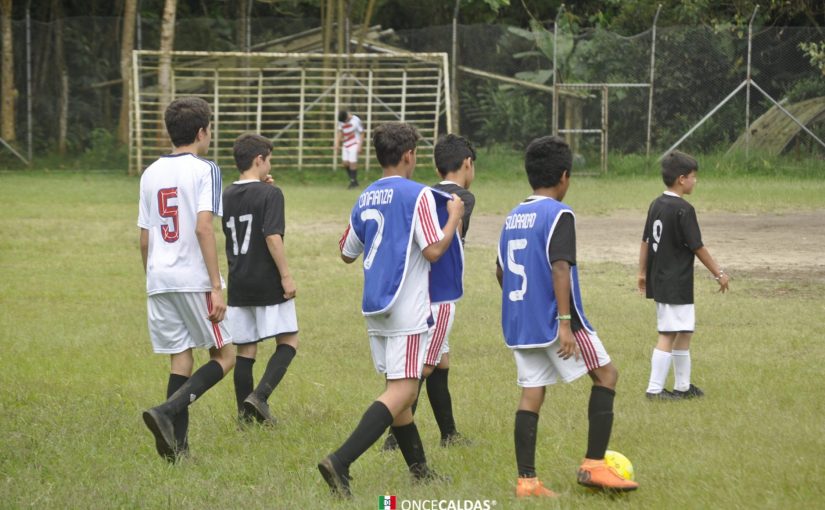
[130,50,450,175]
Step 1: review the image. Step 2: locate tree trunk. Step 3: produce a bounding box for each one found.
[236,0,249,51]
[118,0,137,148]
[54,0,67,155]
[0,0,15,142]
[158,0,177,145]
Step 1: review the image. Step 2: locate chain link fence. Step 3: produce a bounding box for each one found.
[2,15,823,170]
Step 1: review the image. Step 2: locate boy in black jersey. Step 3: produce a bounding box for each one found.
[383,134,475,451]
[222,134,299,423]
[638,150,729,400]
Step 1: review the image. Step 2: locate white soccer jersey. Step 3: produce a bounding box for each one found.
[138,153,224,295]
[338,115,364,148]
[340,182,444,336]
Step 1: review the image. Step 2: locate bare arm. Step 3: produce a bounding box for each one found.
[195,211,226,322]
[140,228,149,272]
[551,260,580,361]
[638,240,648,295]
[422,194,464,262]
[341,253,357,264]
[695,246,729,293]
[265,234,296,299]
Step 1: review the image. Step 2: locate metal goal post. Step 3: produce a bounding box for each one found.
[130,50,451,175]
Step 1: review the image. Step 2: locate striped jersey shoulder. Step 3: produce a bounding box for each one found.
[192,154,223,214]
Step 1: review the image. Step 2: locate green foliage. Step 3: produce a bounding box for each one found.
[460,83,552,149]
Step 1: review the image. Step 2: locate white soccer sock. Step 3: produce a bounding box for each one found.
[646,349,672,393]
[672,350,691,392]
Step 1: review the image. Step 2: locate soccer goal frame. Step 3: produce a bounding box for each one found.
[130,50,451,175]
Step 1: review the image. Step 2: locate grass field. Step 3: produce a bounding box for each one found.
[1,170,824,509]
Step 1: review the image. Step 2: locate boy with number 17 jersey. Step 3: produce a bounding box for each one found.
[222,134,299,425]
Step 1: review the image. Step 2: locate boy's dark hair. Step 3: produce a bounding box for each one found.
[524,135,572,189]
[434,134,476,176]
[165,97,212,148]
[338,110,349,123]
[373,122,420,167]
[233,133,273,172]
[661,150,698,186]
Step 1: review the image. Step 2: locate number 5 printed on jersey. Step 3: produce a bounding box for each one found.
[507,238,528,301]
[360,209,384,269]
[157,187,179,243]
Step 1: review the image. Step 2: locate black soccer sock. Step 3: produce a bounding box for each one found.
[410,377,425,416]
[426,367,457,439]
[391,422,427,469]
[515,410,539,478]
[585,385,615,460]
[166,374,189,449]
[254,343,297,400]
[160,360,225,416]
[334,401,394,468]
[234,356,255,414]
[346,169,356,184]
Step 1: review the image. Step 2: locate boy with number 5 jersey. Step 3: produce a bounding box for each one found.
[138,97,235,462]
[318,122,464,498]
[639,150,729,400]
[496,136,638,497]
[222,134,299,424]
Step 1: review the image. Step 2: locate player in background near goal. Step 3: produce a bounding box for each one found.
[222,134,299,425]
[639,150,730,401]
[334,110,364,189]
[383,134,476,452]
[318,122,464,498]
[497,136,639,497]
[138,97,235,462]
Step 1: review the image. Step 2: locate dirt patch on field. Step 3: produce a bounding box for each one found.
[468,211,825,281]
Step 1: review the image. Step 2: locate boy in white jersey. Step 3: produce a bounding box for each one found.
[318,122,464,498]
[334,110,364,189]
[496,136,638,496]
[138,97,235,462]
[222,134,299,424]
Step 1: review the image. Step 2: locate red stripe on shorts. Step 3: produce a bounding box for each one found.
[426,304,450,366]
[406,334,420,379]
[574,329,597,371]
[205,292,224,349]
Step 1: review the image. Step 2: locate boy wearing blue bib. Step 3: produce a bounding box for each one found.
[318,123,464,498]
[496,136,639,497]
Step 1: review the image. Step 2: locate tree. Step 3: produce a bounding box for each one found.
[158,0,177,114]
[118,0,137,147]
[0,0,15,142]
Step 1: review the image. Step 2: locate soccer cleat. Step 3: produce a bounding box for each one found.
[673,384,704,399]
[143,407,176,461]
[577,459,639,492]
[645,389,681,401]
[347,182,359,189]
[381,431,399,451]
[515,477,558,498]
[410,463,451,484]
[243,393,277,425]
[440,432,473,448]
[318,454,352,498]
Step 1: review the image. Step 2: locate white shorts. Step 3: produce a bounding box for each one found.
[513,329,611,387]
[226,299,298,345]
[656,303,695,333]
[423,302,455,366]
[147,292,233,354]
[341,144,359,163]
[369,333,426,380]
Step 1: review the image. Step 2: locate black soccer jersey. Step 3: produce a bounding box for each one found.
[642,192,704,304]
[222,180,287,307]
[433,181,475,244]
